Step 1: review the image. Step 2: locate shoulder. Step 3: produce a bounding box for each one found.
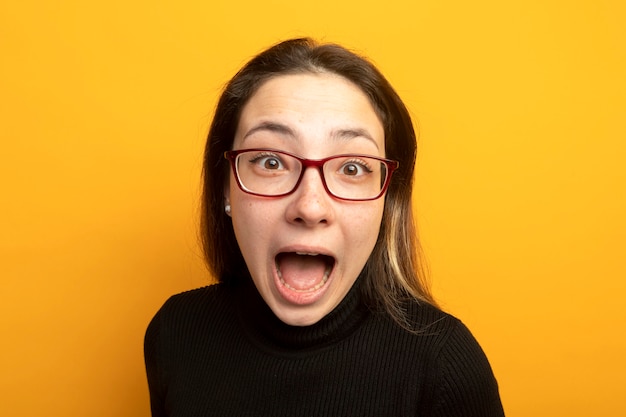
[160,283,230,314]
[370,300,492,372]
[408,303,494,376]
[399,300,484,347]
[143,284,237,413]
[401,301,505,416]
[145,284,233,341]
[165,283,229,306]
[401,299,466,343]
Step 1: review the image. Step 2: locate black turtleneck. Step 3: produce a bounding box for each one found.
[144,278,504,416]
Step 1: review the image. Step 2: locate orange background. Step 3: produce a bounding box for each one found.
[1,1,625,415]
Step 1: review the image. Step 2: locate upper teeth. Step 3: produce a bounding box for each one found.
[296,252,319,256]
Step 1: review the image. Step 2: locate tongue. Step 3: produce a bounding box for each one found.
[277,253,328,291]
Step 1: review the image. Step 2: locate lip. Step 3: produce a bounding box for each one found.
[272,245,336,305]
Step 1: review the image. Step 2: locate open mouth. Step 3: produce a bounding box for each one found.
[275,252,335,293]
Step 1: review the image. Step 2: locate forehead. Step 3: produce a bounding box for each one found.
[243,72,379,118]
[235,72,385,153]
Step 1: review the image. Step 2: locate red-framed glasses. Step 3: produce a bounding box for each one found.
[224,148,399,201]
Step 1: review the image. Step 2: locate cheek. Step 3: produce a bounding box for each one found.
[366,210,384,245]
[230,193,278,251]
[345,202,385,245]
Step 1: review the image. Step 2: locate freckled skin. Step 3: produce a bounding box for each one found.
[226,73,386,326]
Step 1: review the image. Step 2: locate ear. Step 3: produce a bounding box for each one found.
[224,182,231,217]
[224,178,230,204]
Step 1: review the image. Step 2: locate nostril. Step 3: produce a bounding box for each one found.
[293,216,327,224]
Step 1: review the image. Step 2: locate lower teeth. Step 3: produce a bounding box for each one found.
[277,266,331,293]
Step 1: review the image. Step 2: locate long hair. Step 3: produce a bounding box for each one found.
[201,38,437,328]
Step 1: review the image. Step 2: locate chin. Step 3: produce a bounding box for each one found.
[272,304,326,327]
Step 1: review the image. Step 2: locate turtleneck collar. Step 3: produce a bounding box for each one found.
[233,275,370,354]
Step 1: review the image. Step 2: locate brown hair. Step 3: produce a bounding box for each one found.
[201,38,436,327]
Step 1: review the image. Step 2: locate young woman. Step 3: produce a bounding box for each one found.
[145,38,505,416]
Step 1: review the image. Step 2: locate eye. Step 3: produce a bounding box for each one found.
[340,159,372,176]
[261,157,281,170]
[249,152,285,170]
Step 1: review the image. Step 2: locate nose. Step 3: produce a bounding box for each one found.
[285,167,334,226]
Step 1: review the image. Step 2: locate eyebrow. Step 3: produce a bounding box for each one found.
[331,128,379,149]
[242,121,296,141]
[242,121,380,150]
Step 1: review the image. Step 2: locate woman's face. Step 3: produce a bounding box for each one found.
[226,72,386,326]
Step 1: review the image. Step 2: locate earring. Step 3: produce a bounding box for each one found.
[225,204,231,216]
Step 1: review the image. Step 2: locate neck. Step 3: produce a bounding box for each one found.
[234,276,370,352]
